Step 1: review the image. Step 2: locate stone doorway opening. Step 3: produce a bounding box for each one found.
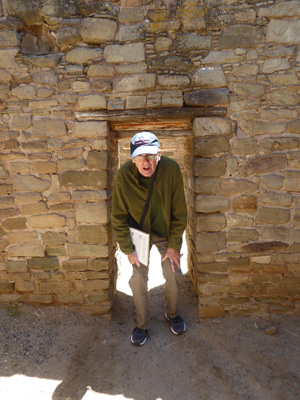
[112,130,194,296]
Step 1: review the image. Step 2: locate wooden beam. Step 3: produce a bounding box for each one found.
[75,106,227,123]
[111,120,191,131]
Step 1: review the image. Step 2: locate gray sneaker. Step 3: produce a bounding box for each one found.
[130,327,149,346]
[165,314,186,335]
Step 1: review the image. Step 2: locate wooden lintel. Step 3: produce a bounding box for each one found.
[111,120,191,131]
[75,106,227,122]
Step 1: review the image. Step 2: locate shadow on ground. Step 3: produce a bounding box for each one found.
[1,274,300,400]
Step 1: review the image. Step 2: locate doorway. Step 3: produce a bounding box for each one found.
[113,131,194,295]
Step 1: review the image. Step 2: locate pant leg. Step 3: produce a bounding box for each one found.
[129,263,150,330]
[152,234,183,318]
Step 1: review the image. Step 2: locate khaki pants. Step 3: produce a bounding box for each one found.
[129,234,183,330]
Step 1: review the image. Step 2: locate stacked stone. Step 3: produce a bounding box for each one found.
[1,0,300,318]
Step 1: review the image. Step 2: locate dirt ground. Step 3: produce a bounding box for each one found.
[0,272,300,400]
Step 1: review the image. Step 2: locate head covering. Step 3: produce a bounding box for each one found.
[130,131,160,158]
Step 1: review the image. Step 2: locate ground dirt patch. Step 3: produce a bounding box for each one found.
[0,274,300,400]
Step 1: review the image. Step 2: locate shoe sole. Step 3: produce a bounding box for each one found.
[165,313,187,335]
[130,336,147,346]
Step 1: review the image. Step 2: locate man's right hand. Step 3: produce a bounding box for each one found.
[128,251,140,267]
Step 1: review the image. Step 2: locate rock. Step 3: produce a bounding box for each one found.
[23,54,63,68]
[196,195,229,213]
[28,256,60,271]
[262,58,290,74]
[119,24,145,42]
[66,47,102,64]
[194,159,226,177]
[267,20,300,44]
[266,90,299,106]
[0,49,19,68]
[259,1,300,18]
[217,25,264,50]
[265,326,278,335]
[232,196,257,213]
[56,26,81,46]
[104,43,145,63]
[256,208,290,225]
[3,0,43,24]
[27,214,66,229]
[81,18,117,44]
[77,95,107,110]
[184,88,229,106]
[177,33,212,51]
[61,171,107,189]
[42,0,80,19]
[32,119,67,137]
[242,241,289,253]
[202,51,243,64]
[116,74,156,92]
[196,232,227,253]
[194,117,231,136]
[75,203,108,224]
[0,31,21,48]
[192,66,227,88]
[239,154,287,177]
[194,136,230,157]
[196,213,226,232]
[72,121,108,138]
[118,7,144,23]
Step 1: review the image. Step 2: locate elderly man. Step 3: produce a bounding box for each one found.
[111,132,187,346]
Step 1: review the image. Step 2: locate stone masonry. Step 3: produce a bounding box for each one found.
[1,0,300,318]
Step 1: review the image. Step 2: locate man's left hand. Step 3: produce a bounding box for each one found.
[162,248,181,273]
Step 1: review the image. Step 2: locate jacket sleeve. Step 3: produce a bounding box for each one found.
[167,166,187,249]
[111,171,135,255]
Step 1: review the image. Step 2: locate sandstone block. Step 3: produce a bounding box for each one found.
[81,18,117,44]
[263,264,286,275]
[33,71,59,86]
[0,165,9,179]
[57,158,85,171]
[87,151,108,170]
[227,214,253,228]
[43,232,66,246]
[192,66,226,88]
[0,282,14,293]
[262,58,290,74]
[62,259,88,272]
[196,195,229,213]
[231,64,258,77]
[194,117,231,137]
[116,74,156,92]
[194,178,220,195]
[184,88,229,106]
[11,85,36,100]
[283,171,300,192]
[157,75,189,88]
[194,159,226,177]
[202,50,243,64]
[0,49,19,68]
[32,119,67,137]
[242,241,288,253]
[57,293,84,304]
[162,90,183,107]
[232,196,257,213]
[0,30,20,48]
[196,214,226,232]
[72,121,108,138]
[239,154,287,177]
[218,25,264,49]
[88,290,110,304]
[8,244,44,257]
[28,294,53,304]
[147,21,180,33]
[118,7,144,23]
[220,179,258,195]
[24,54,62,68]
[27,214,66,229]
[267,20,300,44]
[89,259,110,271]
[119,24,145,42]
[262,227,300,243]
[259,191,292,207]
[66,47,102,64]
[77,95,106,111]
[56,26,81,46]
[234,83,265,98]
[178,34,212,51]
[195,136,230,157]
[87,64,115,78]
[78,225,108,244]
[104,43,145,63]
[76,203,108,224]
[259,1,300,18]
[32,161,57,174]
[259,137,298,154]
[266,90,299,106]
[10,115,31,130]
[268,74,299,86]
[15,281,34,292]
[260,175,284,190]
[7,231,38,244]
[2,217,26,231]
[6,261,27,272]
[287,120,300,134]
[28,256,59,271]
[196,232,227,253]
[40,281,73,293]
[74,279,110,291]
[126,95,147,109]
[61,171,107,189]
[228,229,259,242]
[67,243,109,258]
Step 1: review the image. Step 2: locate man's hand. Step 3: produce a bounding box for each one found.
[162,248,181,273]
[128,251,140,267]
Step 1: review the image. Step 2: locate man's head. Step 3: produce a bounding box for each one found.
[130,132,161,177]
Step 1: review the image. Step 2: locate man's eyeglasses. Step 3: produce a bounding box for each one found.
[134,154,158,162]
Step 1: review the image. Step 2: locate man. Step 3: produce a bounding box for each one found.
[111,131,187,346]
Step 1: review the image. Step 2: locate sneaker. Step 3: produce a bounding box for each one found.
[165,314,186,335]
[130,327,149,346]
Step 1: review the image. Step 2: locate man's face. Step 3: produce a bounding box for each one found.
[132,151,161,177]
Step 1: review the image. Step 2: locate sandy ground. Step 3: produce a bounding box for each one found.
[1,246,300,400]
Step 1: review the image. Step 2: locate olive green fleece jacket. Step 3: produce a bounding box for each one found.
[111,155,187,255]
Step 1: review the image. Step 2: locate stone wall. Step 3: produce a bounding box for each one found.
[1,0,300,317]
